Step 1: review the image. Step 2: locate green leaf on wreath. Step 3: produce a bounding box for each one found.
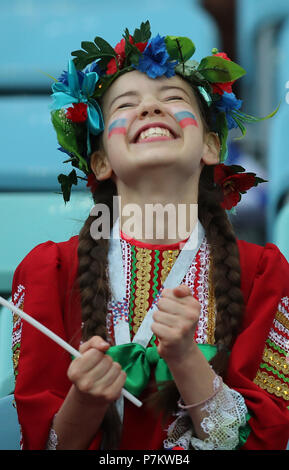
[51,110,88,173]
[57,169,78,203]
[165,36,195,62]
[133,21,151,43]
[197,56,246,83]
[123,29,142,66]
[254,177,268,186]
[72,36,116,70]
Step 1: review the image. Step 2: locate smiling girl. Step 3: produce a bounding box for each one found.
[11,23,289,450]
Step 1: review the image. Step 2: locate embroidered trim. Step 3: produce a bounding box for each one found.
[195,238,213,344]
[12,285,25,379]
[207,255,216,345]
[260,363,289,383]
[161,249,180,285]
[268,320,289,354]
[107,235,217,349]
[133,247,152,334]
[152,250,160,299]
[275,310,289,331]
[280,296,289,321]
[253,297,289,404]
[266,337,287,356]
[262,345,289,376]
[254,370,289,401]
[129,245,137,336]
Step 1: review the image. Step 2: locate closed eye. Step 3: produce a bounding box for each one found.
[117,103,136,109]
[165,96,184,101]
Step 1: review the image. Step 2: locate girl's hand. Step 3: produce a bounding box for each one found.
[151,284,201,363]
[67,336,126,406]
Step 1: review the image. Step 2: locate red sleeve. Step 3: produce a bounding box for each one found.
[227,241,289,450]
[12,241,76,450]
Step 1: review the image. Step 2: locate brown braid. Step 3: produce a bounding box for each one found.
[198,164,245,377]
[77,179,122,449]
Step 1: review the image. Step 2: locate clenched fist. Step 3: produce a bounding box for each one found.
[67,336,126,406]
[151,284,201,363]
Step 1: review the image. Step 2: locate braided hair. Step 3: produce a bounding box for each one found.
[76,84,245,446]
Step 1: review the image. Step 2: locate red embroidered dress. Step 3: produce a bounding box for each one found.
[11,232,289,449]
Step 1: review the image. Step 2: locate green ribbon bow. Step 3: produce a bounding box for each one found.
[106,343,218,397]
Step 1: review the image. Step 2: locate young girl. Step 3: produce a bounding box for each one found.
[11,23,289,450]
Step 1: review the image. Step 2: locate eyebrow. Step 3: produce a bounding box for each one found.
[158,85,191,98]
[109,85,191,109]
[109,91,139,109]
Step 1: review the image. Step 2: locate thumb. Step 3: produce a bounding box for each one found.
[173,284,192,298]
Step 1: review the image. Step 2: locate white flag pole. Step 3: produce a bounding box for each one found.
[0,295,142,407]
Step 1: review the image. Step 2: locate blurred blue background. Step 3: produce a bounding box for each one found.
[0,0,289,449]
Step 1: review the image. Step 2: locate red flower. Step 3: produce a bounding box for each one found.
[212,52,235,96]
[86,173,99,194]
[106,36,147,75]
[66,102,88,122]
[214,164,259,210]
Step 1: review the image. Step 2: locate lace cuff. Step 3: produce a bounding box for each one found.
[45,417,58,450]
[163,377,248,450]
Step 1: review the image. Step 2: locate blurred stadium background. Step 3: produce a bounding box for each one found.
[0,0,289,449]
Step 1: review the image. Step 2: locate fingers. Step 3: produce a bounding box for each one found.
[157,289,200,317]
[153,308,177,328]
[67,335,126,404]
[79,336,110,354]
[173,284,192,297]
[161,285,193,302]
[73,356,126,396]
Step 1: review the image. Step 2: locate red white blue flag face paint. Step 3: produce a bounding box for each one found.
[174,111,198,129]
[108,118,127,139]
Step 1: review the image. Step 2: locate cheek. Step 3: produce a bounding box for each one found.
[107,117,128,139]
[173,110,199,129]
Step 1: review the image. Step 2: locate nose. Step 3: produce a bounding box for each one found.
[138,99,165,119]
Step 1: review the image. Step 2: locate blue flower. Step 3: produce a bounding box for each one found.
[51,60,104,155]
[134,34,177,79]
[215,92,242,130]
[51,60,104,135]
[84,60,103,76]
[58,69,85,87]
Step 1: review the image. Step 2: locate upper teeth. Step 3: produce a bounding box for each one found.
[138,127,172,141]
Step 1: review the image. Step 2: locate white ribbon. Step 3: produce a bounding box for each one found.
[108,218,205,348]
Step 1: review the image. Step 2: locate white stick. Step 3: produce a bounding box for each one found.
[0,296,142,408]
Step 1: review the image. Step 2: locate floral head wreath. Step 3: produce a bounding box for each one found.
[51,21,275,208]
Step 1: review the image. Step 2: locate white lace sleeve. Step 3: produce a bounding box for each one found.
[163,376,248,450]
[45,417,58,450]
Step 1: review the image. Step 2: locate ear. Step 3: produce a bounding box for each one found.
[90,150,113,181]
[201,132,220,165]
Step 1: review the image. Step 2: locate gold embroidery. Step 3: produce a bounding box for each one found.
[207,255,216,345]
[262,347,289,376]
[133,247,152,334]
[161,249,180,284]
[275,310,289,330]
[254,370,289,401]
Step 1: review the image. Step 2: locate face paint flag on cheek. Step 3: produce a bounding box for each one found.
[174,111,198,128]
[108,118,127,139]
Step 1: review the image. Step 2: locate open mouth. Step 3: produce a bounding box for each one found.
[133,124,178,144]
